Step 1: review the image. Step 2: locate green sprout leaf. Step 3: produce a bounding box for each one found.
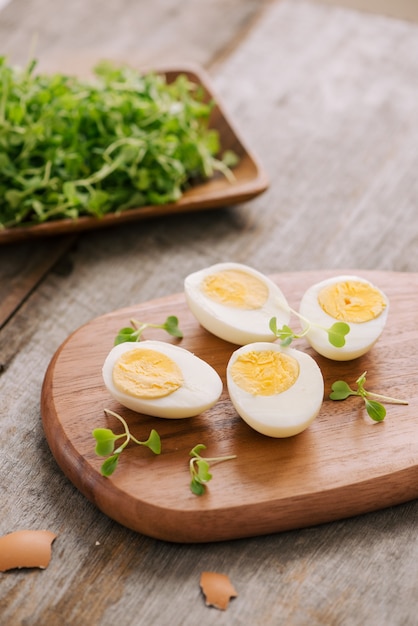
[329,371,408,421]
[189,444,236,496]
[329,380,356,401]
[101,454,121,477]
[114,315,183,345]
[269,310,350,349]
[190,443,207,457]
[143,429,162,455]
[93,409,161,476]
[190,478,206,496]
[268,317,278,335]
[114,327,139,345]
[195,459,212,483]
[365,399,386,422]
[92,427,119,456]
[327,322,350,348]
[269,319,295,347]
[163,315,184,338]
[356,371,367,389]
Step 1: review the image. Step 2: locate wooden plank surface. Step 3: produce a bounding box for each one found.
[2,0,418,624]
[41,270,417,543]
[0,0,270,74]
[316,0,418,22]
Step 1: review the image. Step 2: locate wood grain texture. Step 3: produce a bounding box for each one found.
[2,1,418,624]
[41,270,418,542]
[0,237,76,328]
[316,0,418,22]
[0,0,271,73]
[211,0,418,274]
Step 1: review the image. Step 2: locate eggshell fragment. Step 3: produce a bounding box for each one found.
[0,530,57,572]
[200,571,238,610]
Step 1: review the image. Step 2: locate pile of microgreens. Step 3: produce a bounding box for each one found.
[329,371,408,422]
[0,57,239,229]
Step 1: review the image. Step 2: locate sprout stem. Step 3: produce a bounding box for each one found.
[366,392,408,405]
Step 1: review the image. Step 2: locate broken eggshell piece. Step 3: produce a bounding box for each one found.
[200,571,238,610]
[0,529,57,572]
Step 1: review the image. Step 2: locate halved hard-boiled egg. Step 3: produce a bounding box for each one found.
[226,342,324,437]
[184,262,290,345]
[299,275,389,361]
[102,340,223,418]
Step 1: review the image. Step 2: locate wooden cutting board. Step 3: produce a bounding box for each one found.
[41,270,418,543]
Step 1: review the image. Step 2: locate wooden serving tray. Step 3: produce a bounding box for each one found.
[41,270,418,543]
[0,65,268,245]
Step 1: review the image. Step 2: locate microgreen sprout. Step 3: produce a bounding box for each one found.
[329,371,408,421]
[114,315,183,345]
[93,408,161,476]
[269,309,350,349]
[189,444,237,496]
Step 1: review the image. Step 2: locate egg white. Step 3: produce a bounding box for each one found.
[102,340,223,418]
[299,275,389,361]
[184,262,290,346]
[226,342,324,438]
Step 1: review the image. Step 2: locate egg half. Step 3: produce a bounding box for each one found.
[102,340,223,418]
[299,275,389,361]
[226,342,324,437]
[184,262,290,345]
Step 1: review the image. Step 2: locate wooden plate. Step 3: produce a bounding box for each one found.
[41,270,418,543]
[0,65,268,245]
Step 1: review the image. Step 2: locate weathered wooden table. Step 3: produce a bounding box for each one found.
[1,0,418,624]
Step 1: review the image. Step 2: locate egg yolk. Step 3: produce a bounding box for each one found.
[112,348,184,399]
[201,269,269,309]
[318,280,386,323]
[230,350,299,396]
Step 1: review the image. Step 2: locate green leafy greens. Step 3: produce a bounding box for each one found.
[114,315,183,345]
[0,57,238,229]
[269,308,350,349]
[93,408,161,476]
[330,371,408,421]
[189,444,237,495]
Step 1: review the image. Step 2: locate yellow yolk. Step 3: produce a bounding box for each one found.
[229,350,299,396]
[202,269,269,310]
[112,348,184,399]
[318,280,386,323]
